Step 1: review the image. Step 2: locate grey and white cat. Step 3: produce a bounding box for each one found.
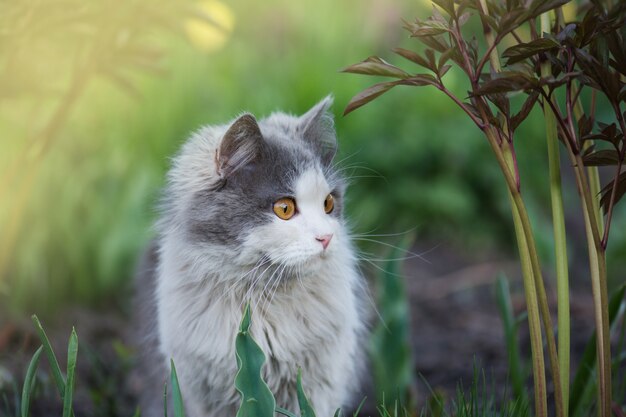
[136,97,366,417]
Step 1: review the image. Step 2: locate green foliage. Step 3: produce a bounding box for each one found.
[343,1,626,416]
[169,360,186,417]
[494,275,527,405]
[20,346,42,417]
[234,304,276,417]
[370,238,415,410]
[296,369,316,417]
[20,316,77,417]
[62,329,78,417]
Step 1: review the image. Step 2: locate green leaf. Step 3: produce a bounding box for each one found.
[502,38,560,65]
[340,57,410,79]
[31,316,65,396]
[582,149,621,166]
[495,275,527,404]
[170,360,186,417]
[235,304,276,417]
[343,81,401,116]
[370,236,415,411]
[296,369,316,417]
[62,328,78,417]
[21,346,43,417]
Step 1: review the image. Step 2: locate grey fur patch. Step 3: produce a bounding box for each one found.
[216,113,263,181]
[185,107,345,248]
[299,95,337,166]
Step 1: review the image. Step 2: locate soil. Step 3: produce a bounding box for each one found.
[0,243,603,416]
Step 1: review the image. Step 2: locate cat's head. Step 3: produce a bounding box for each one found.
[174,96,349,274]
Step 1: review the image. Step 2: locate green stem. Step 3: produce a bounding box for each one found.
[474,3,562,413]
[508,192,548,417]
[486,127,550,417]
[574,102,604,232]
[569,149,612,417]
[541,12,570,415]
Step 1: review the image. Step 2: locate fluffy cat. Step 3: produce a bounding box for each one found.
[135,96,366,417]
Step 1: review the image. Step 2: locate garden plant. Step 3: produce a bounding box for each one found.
[342,0,626,416]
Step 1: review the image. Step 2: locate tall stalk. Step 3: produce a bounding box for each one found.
[477,4,562,415]
[540,12,570,415]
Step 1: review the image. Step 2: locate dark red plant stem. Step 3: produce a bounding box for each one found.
[601,103,626,249]
[601,157,624,249]
[437,84,484,129]
[565,51,580,153]
[539,89,578,151]
[449,23,475,80]
[474,39,499,82]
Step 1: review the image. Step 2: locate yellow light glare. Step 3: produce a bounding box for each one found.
[185,0,235,53]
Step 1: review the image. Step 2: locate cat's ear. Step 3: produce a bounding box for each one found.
[299,95,337,166]
[217,113,263,178]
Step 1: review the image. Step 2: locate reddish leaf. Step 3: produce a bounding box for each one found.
[473,72,538,95]
[583,149,621,166]
[502,37,561,65]
[343,81,401,116]
[432,0,455,17]
[600,171,626,214]
[393,48,434,72]
[511,91,539,131]
[341,56,411,79]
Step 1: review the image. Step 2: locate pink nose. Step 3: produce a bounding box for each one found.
[316,234,333,250]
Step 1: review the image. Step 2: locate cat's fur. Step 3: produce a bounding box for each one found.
[136,97,366,417]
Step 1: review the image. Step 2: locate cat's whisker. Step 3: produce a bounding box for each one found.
[258,262,288,318]
[328,149,363,171]
[257,263,283,316]
[351,227,418,238]
[351,237,431,264]
[242,261,274,311]
[216,257,270,306]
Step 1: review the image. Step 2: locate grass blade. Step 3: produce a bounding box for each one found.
[62,328,77,417]
[296,368,316,417]
[31,315,65,394]
[495,274,527,403]
[352,397,366,417]
[163,382,168,417]
[20,345,43,417]
[570,285,625,416]
[370,236,414,411]
[170,360,185,417]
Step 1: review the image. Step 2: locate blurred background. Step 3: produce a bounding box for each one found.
[1,0,625,413]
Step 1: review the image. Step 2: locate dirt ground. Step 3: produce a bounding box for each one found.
[0,242,601,416]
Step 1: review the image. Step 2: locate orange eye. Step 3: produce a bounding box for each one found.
[324,194,334,214]
[273,198,296,220]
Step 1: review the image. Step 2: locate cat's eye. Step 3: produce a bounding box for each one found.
[273,198,296,220]
[324,194,334,214]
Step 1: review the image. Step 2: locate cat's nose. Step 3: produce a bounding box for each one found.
[315,234,333,250]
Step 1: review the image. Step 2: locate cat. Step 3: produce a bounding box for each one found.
[134,96,367,417]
